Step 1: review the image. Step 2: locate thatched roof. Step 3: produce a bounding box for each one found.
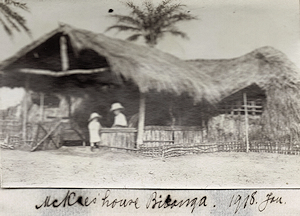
[188,46,300,140]
[0,24,219,103]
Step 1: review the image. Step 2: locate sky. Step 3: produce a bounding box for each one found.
[0,0,299,109]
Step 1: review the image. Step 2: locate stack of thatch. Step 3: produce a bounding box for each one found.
[189,46,300,141]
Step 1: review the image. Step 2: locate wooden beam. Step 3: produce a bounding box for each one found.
[143,140,174,142]
[39,92,44,122]
[243,92,249,152]
[60,35,69,71]
[67,96,72,118]
[251,101,255,115]
[18,68,109,77]
[136,93,146,148]
[60,35,72,118]
[37,124,58,147]
[97,145,138,151]
[31,121,61,151]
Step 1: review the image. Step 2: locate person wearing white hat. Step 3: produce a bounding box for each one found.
[88,112,102,151]
[110,103,128,128]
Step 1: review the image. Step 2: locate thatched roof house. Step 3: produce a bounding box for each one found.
[188,46,300,141]
[0,24,220,146]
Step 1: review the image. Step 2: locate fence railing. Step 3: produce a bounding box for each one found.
[249,141,300,155]
[101,128,137,149]
[139,141,245,157]
[140,141,300,157]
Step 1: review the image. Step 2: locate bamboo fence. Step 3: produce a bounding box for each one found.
[139,142,245,158]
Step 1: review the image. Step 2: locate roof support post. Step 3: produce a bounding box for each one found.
[22,76,29,142]
[60,35,69,71]
[136,92,146,148]
[60,35,71,117]
[39,92,44,122]
[243,92,249,152]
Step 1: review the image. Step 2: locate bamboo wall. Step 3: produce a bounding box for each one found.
[0,120,36,150]
[207,114,262,142]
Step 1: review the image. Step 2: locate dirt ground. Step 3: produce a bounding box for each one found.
[1,146,300,188]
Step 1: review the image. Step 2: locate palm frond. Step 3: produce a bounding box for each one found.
[4,14,21,32]
[126,1,146,21]
[109,14,141,27]
[144,1,154,14]
[155,0,173,14]
[144,1,155,28]
[168,13,197,22]
[105,24,141,33]
[153,2,195,29]
[126,33,142,41]
[156,2,183,18]
[160,13,197,29]
[0,16,12,35]
[5,0,29,11]
[163,27,188,39]
[0,2,30,36]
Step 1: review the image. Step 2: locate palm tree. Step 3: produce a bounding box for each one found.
[106,0,196,48]
[107,0,197,127]
[0,0,30,36]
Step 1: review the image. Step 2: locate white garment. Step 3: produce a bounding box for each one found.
[113,113,128,127]
[88,121,101,143]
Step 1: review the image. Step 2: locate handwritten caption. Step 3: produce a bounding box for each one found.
[35,190,285,214]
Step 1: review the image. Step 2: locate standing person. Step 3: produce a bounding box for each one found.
[88,112,102,151]
[110,103,128,128]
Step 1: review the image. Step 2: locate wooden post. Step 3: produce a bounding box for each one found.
[136,93,146,148]
[60,35,71,117]
[39,92,44,122]
[66,96,72,118]
[22,91,27,141]
[251,101,255,115]
[22,76,29,142]
[60,35,69,71]
[243,93,249,152]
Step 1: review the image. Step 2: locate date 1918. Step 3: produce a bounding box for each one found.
[229,191,257,214]
[229,191,285,214]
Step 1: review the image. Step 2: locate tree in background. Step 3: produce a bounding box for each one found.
[106,0,196,48]
[0,0,30,36]
[107,0,197,126]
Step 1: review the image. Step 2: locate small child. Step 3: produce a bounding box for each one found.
[110,103,128,127]
[88,112,102,151]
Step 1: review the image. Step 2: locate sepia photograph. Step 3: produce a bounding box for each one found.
[0,0,299,189]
